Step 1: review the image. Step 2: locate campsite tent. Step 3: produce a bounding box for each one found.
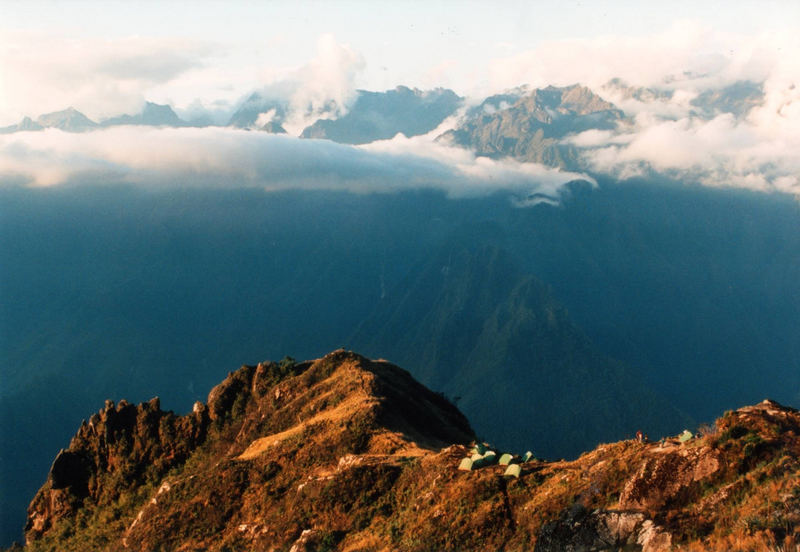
[458,457,474,471]
[522,451,534,462]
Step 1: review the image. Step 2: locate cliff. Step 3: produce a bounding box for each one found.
[22,351,800,551]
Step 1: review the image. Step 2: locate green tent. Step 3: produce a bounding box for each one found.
[679,430,693,443]
[498,453,514,465]
[482,451,497,465]
[522,451,534,463]
[504,464,521,478]
[458,457,474,471]
[473,443,487,455]
[469,453,486,469]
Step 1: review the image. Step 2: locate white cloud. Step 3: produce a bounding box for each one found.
[360,132,592,197]
[486,21,781,93]
[2,20,798,196]
[479,21,800,195]
[0,31,215,125]
[255,109,279,128]
[585,106,800,194]
[0,29,366,133]
[251,34,365,135]
[0,127,592,202]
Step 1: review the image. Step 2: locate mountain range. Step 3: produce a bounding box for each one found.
[0,79,767,168]
[0,86,462,141]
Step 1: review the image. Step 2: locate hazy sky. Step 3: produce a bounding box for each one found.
[2,0,798,124]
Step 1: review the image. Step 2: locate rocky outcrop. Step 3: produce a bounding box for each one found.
[535,505,671,552]
[620,445,721,511]
[25,395,209,542]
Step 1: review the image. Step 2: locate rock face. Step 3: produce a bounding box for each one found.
[535,505,671,552]
[619,445,722,511]
[439,83,624,170]
[23,353,800,551]
[25,396,208,541]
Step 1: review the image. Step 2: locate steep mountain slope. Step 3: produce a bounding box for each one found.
[439,84,623,169]
[502,179,800,422]
[21,351,800,551]
[300,86,461,144]
[352,241,690,457]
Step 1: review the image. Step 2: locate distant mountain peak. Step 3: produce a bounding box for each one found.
[299,86,462,144]
[101,101,186,128]
[35,107,98,132]
[438,83,623,170]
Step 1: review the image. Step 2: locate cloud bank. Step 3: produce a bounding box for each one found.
[0,127,591,202]
[0,31,364,130]
[2,21,798,196]
[582,108,800,194]
[0,31,214,124]
[487,22,789,94]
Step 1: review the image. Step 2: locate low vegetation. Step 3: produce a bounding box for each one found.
[17,351,800,551]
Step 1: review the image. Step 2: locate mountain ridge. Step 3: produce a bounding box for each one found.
[19,350,800,551]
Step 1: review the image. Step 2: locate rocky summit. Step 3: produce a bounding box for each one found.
[22,351,800,551]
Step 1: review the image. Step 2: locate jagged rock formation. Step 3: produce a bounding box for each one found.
[25,396,208,541]
[21,351,800,551]
[439,84,624,170]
